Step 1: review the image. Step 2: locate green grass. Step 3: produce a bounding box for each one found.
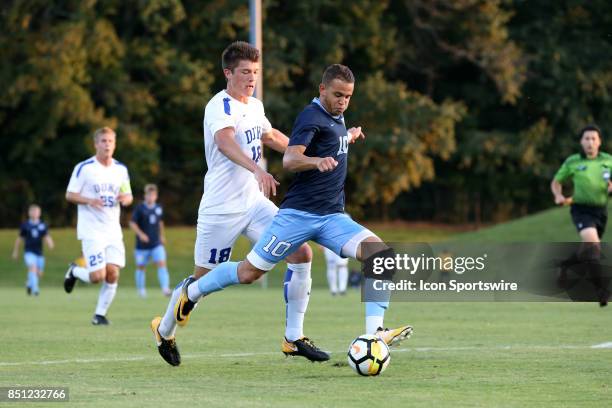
[1,212,611,407]
[0,224,458,289]
[0,288,610,407]
[455,203,612,242]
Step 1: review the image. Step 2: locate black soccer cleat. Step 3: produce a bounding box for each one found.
[64,263,77,293]
[151,317,181,366]
[282,337,330,362]
[26,286,31,296]
[91,314,110,325]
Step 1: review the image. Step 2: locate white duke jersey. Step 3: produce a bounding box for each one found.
[199,90,272,214]
[67,157,131,241]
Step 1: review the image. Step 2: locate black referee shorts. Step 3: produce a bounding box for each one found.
[570,204,608,238]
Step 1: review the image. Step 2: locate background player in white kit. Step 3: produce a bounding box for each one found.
[322,246,349,296]
[150,42,322,366]
[63,127,133,325]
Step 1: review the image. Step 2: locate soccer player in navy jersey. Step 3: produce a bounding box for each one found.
[174,64,413,358]
[129,184,171,298]
[12,204,54,296]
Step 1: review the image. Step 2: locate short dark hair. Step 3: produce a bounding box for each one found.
[222,41,259,72]
[322,64,355,86]
[579,124,602,140]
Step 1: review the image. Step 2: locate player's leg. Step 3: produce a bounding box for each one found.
[169,212,247,329]
[317,214,413,346]
[154,211,246,357]
[64,240,107,293]
[178,209,312,320]
[92,241,124,325]
[33,255,45,295]
[134,249,149,298]
[324,248,339,295]
[244,208,328,361]
[152,245,171,296]
[336,254,349,295]
[243,199,315,348]
[579,225,609,306]
[566,205,609,306]
[24,252,38,296]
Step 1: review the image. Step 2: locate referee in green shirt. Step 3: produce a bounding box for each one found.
[551,124,611,306]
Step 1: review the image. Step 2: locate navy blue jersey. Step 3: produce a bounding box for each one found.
[281,99,350,215]
[19,221,48,255]
[132,203,164,249]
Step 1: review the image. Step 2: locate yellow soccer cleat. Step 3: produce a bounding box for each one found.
[174,277,197,327]
[151,316,181,366]
[376,325,414,347]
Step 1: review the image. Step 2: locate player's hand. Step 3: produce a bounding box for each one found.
[161,236,166,245]
[608,181,612,193]
[348,126,365,143]
[139,233,150,243]
[254,167,280,198]
[117,193,132,206]
[316,157,338,172]
[88,197,104,210]
[11,251,18,260]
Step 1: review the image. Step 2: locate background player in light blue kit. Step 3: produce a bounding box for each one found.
[12,204,55,296]
[130,184,171,297]
[175,64,413,352]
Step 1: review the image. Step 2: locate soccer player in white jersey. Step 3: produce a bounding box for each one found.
[63,127,133,325]
[150,42,324,366]
[322,246,349,296]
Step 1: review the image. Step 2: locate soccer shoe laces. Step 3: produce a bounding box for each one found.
[299,337,320,349]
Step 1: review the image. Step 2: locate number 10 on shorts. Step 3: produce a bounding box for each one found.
[262,235,292,257]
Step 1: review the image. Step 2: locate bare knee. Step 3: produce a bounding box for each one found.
[89,269,106,283]
[105,265,120,283]
[286,243,313,264]
[237,261,265,284]
[157,260,166,268]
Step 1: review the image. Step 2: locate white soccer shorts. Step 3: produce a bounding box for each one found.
[81,239,126,272]
[194,196,278,269]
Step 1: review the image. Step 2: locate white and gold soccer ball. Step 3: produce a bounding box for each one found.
[347,334,390,376]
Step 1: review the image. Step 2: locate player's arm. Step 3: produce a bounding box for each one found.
[159,220,166,245]
[261,128,289,153]
[215,127,280,197]
[129,220,150,243]
[118,193,133,207]
[550,179,569,205]
[44,235,54,250]
[117,180,133,207]
[283,145,338,173]
[12,236,22,259]
[66,191,104,210]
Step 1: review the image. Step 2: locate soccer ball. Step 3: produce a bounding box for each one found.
[347,334,390,376]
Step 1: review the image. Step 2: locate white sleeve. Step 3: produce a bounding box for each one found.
[66,164,85,193]
[121,167,132,194]
[207,98,237,137]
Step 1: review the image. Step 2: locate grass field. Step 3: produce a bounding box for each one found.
[1,207,611,407]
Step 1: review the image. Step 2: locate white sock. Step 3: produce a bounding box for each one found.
[159,282,183,339]
[366,315,384,335]
[326,262,338,294]
[284,262,312,341]
[72,266,91,283]
[95,282,118,316]
[338,265,348,292]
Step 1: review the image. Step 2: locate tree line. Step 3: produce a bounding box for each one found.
[1,0,611,227]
